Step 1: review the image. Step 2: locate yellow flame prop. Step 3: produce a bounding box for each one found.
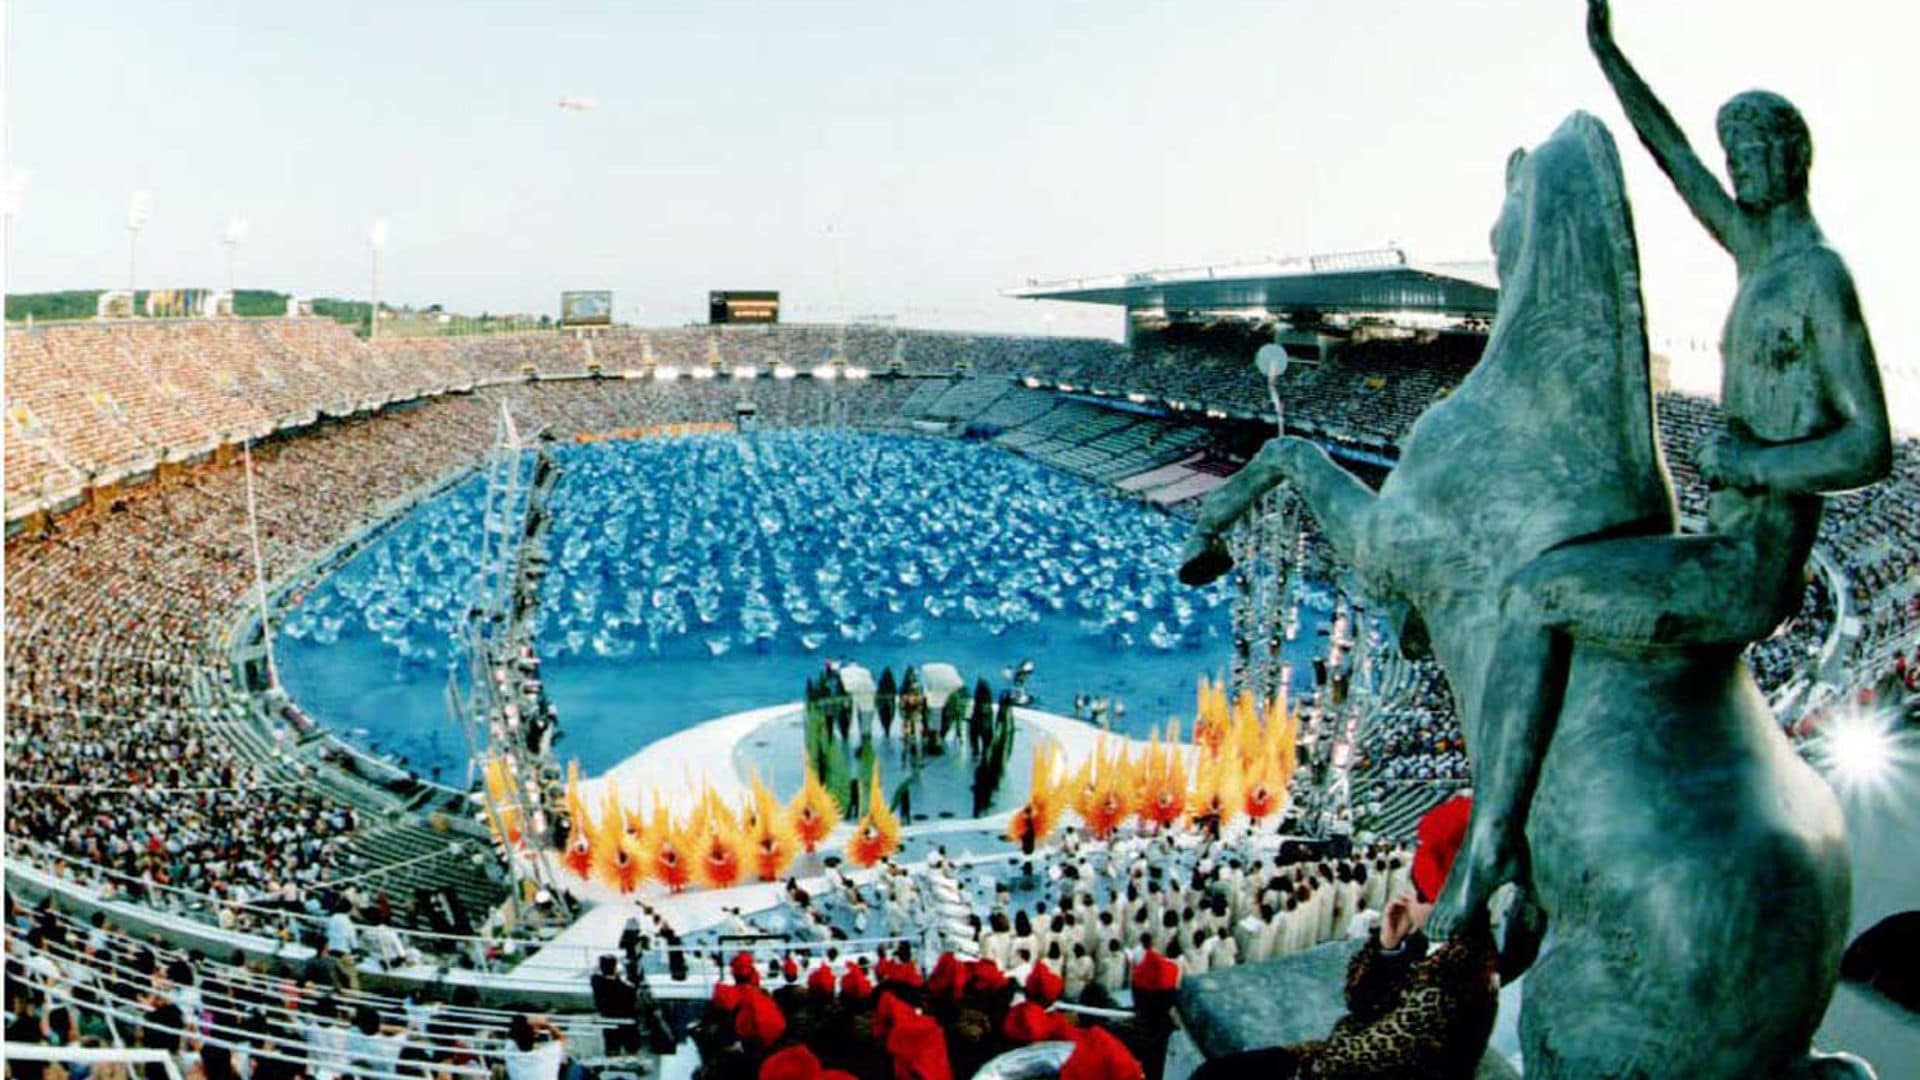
[747,774,799,881]
[790,763,842,854]
[1008,741,1066,849]
[561,765,596,879]
[846,763,901,867]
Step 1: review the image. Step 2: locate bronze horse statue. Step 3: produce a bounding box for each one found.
[1183,113,1863,1077]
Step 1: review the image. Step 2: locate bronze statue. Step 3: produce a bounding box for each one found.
[1418,0,1894,948]
[1182,40,1889,1069]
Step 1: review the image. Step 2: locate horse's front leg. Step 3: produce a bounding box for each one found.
[1181,436,1379,586]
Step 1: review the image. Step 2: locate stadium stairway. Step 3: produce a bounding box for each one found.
[896,376,958,419]
[922,376,1014,422]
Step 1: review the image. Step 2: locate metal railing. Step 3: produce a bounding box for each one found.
[7,843,914,994]
[1,1046,186,1080]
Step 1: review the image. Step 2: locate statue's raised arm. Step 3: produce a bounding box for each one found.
[1587,0,1746,254]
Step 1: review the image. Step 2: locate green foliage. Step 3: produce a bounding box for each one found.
[311,297,373,333]
[939,692,967,746]
[876,667,897,739]
[233,290,290,316]
[6,291,103,321]
[972,689,1019,815]
[4,289,371,328]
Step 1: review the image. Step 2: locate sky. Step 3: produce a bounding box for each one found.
[5,0,1918,426]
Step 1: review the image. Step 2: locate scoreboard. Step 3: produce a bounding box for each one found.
[561,290,613,327]
[710,290,780,325]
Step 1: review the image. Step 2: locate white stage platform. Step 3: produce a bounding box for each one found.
[510,701,1199,985]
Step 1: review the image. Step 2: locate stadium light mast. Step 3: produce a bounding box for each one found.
[241,436,280,690]
[127,190,152,309]
[223,216,249,296]
[368,217,389,340]
[3,171,27,312]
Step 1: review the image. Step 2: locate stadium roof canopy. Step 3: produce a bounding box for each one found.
[1004,247,1499,320]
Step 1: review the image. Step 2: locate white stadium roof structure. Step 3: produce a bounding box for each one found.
[1005,246,1499,322]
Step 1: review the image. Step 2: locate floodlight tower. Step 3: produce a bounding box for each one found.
[241,435,279,690]
[3,172,27,310]
[223,216,249,296]
[368,217,389,339]
[127,190,153,307]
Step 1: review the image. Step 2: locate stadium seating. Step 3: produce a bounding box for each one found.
[3,314,1914,1080]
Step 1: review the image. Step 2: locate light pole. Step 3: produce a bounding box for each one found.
[127,190,152,310]
[223,216,249,297]
[368,217,388,339]
[242,435,279,690]
[3,172,27,317]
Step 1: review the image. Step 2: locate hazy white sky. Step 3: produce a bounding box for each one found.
[5,1,1917,423]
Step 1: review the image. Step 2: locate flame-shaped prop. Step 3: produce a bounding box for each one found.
[846,763,901,867]
[789,763,842,854]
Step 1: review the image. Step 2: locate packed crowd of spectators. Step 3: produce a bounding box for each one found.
[3,376,925,948]
[1355,664,1469,785]
[3,892,637,1079]
[1819,438,1920,683]
[5,316,1913,1004]
[2,320,1124,513]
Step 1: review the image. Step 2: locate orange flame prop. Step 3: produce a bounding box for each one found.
[789,763,841,854]
[1007,742,1065,849]
[1243,746,1282,823]
[592,799,649,894]
[1135,721,1189,831]
[1192,678,1231,758]
[483,756,523,847]
[561,766,596,880]
[747,775,798,881]
[1188,749,1244,830]
[1228,690,1266,770]
[691,790,747,889]
[846,764,901,868]
[1242,698,1296,823]
[648,800,692,892]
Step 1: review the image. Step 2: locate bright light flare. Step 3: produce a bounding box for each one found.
[652,365,682,381]
[772,364,798,380]
[810,364,840,381]
[1809,704,1911,797]
[730,365,759,381]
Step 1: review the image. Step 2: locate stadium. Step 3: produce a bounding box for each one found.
[5,4,1919,1080]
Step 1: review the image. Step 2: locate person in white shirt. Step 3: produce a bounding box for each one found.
[297,999,351,1080]
[982,912,1014,969]
[1183,929,1213,977]
[1009,947,1036,987]
[325,905,358,957]
[1234,911,1265,962]
[504,1013,571,1080]
[1346,907,1382,941]
[1211,931,1240,971]
[1065,943,1097,1001]
[346,1004,407,1077]
[1096,939,1128,996]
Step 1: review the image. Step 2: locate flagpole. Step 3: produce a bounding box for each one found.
[242,437,279,690]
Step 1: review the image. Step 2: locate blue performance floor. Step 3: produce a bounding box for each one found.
[277,433,1336,779]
